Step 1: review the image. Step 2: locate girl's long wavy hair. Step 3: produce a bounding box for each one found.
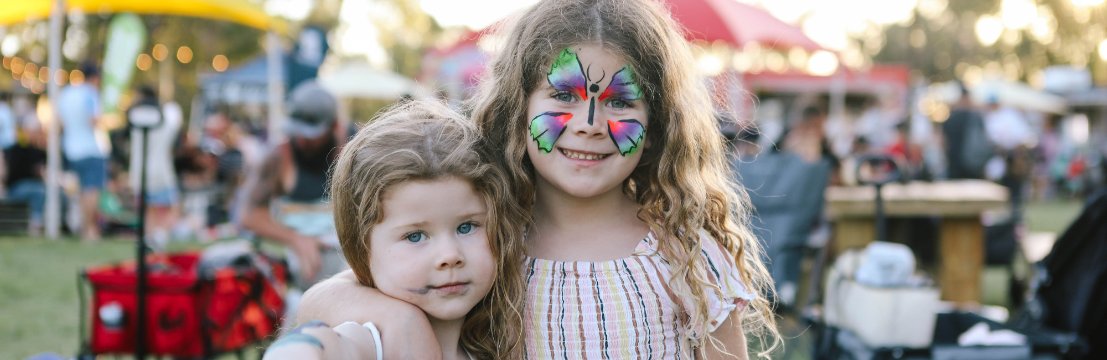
[329,100,526,359]
[466,0,780,356]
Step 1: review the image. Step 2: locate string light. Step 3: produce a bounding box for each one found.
[55,69,67,85]
[176,46,193,64]
[137,53,153,71]
[70,69,85,85]
[152,43,169,61]
[212,54,229,72]
[11,57,25,75]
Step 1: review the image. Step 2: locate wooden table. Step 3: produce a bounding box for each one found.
[826,180,1008,305]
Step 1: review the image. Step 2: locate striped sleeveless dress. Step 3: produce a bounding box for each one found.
[522,232,754,359]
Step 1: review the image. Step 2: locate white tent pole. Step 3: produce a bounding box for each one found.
[45,0,65,240]
[266,31,283,143]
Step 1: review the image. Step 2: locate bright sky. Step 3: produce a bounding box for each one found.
[419,0,538,29]
[262,0,929,65]
[412,0,919,49]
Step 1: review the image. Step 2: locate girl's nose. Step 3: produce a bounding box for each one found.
[568,99,607,139]
[436,238,466,269]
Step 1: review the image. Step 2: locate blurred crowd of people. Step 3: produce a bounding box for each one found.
[0,63,267,243]
[0,66,354,304]
[729,81,1107,309]
[2,60,1103,312]
[0,88,48,235]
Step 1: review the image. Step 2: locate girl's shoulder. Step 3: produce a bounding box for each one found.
[647,230,756,332]
[642,230,755,297]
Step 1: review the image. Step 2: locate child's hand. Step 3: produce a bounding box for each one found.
[263,321,381,360]
[297,270,442,360]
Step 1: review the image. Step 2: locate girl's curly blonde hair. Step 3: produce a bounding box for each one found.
[466,0,781,356]
[329,100,526,358]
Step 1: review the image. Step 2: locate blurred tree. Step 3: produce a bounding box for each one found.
[871,0,1107,85]
[114,15,264,127]
[371,0,442,78]
[308,0,344,29]
[0,14,267,127]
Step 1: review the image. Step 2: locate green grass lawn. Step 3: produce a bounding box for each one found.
[0,237,266,359]
[0,199,1089,359]
[1024,198,1086,234]
[0,237,133,359]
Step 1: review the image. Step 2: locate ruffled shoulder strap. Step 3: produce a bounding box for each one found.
[693,230,756,334]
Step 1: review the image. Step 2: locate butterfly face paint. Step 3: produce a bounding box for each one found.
[529,112,573,153]
[599,66,643,103]
[608,119,646,156]
[528,48,647,156]
[602,66,645,156]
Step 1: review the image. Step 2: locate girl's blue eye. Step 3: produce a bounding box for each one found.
[404,232,427,243]
[609,99,631,109]
[553,91,574,103]
[457,222,476,235]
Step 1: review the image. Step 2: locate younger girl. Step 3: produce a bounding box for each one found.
[266,100,526,359]
[296,0,781,357]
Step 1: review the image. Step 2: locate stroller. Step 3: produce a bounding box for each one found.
[1011,189,1107,359]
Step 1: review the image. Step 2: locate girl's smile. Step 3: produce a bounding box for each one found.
[558,147,613,163]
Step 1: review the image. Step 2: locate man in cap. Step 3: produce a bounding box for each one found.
[240,80,353,287]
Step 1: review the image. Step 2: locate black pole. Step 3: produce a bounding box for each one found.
[135,126,149,360]
[874,182,886,242]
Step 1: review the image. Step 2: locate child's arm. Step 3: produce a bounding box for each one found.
[295,270,441,360]
[263,321,380,360]
[701,310,749,360]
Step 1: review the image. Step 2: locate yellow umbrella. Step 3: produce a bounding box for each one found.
[0,0,286,32]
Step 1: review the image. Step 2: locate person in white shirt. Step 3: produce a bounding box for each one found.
[128,86,181,248]
[984,97,1035,218]
[58,63,108,241]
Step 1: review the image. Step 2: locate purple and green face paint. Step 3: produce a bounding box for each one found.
[528,48,647,156]
[547,48,590,101]
[529,112,574,153]
[608,119,646,156]
[599,66,642,103]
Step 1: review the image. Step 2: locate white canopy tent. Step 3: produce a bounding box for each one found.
[972,78,1067,114]
[318,61,429,99]
[930,79,1067,114]
[317,61,431,124]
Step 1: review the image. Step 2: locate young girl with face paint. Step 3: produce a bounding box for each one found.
[289,0,781,358]
[263,101,526,359]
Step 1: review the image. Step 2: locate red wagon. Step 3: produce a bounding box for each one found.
[78,251,288,358]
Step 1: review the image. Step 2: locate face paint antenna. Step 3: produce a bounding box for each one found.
[585,64,607,94]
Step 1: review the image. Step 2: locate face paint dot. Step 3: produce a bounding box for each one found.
[590,84,600,93]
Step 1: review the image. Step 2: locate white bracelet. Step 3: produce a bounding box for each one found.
[362,321,384,360]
